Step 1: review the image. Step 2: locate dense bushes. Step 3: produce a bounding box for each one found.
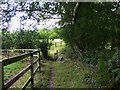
[108,49,120,88]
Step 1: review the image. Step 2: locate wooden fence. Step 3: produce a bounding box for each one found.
[1,49,38,59]
[0,49,41,90]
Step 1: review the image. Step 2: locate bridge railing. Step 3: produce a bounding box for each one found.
[0,49,41,90]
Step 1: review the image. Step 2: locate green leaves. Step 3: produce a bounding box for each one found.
[2,31,14,49]
[57,2,120,87]
[59,2,120,51]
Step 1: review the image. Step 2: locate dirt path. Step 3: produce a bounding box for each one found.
[48,65,55,89]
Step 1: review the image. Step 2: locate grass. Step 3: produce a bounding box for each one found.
[3,57,110,88]
[0,55,2,59]
[52,44,112,88]
[4,58,31,88]
[2,52,50,88]
[2,42,110,88]
[34,60,52,88]
[3,55,42,88]
[8,60,48,88]
[4,57,30,82]
[53,59,93,88]
[40,42,94,88]
[34,58,97,88]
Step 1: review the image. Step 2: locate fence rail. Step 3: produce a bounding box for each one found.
[1,49,38,59]
[0,49,41,90]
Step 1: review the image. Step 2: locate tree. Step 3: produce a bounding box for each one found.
[2,31,14,49]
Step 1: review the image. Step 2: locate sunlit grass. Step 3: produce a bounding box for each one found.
[4,57,30,82]
[3,56,42,88]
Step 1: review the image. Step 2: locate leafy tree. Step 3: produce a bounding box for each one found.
[13,30,40,49]
[2,31,14,49]
[37,28,52,60]
[49,27,60,40]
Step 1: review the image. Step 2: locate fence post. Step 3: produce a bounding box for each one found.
[38,49,41,72]
[0,60,4,90]
[30,53,34,89]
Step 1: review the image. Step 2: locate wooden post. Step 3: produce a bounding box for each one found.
[0,60,4,90]
[30,53,34,89]
[38,50,41,73]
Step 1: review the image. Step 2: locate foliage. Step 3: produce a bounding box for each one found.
[108,48,120,88]
[59,2,120,51]
[54,2,120,88]
[56,2,120,88]
[2,28,59,49]
[13,30,40,49]
[49,27,61,40]
[2,28,60,60]
[97,58,110,86]
[2,31,14,49]
[37,28,60,60]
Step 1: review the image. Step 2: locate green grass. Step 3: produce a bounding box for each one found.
[47,42,95,88]
[53,59,93,88]
[3,56,40,88]
[32,58,111,88]
[2,52,49,88]
[2,43,111,88]
[34,60,52,88]
[4,58,30,82]
[2,44,103,88]
[52,44,112,88]
[34,58,97,88]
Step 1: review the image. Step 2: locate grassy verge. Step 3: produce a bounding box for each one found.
[53,59,94,88]
[53,45,112,88]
